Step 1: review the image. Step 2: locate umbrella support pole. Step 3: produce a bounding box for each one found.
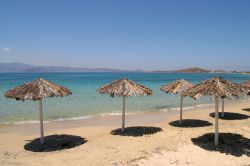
[215,96,219,146]
[39,99,44,144]
[121,96,125,132]
[179,96,183,125]
[221,98,224,117]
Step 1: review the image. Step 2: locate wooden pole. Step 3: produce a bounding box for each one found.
[179,95,183,125]
[215,96,219,146]
[39,99,44,144]
[221,98,224,117]
[121,96,125,132]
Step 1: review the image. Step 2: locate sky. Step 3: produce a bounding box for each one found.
[0,0,250,71]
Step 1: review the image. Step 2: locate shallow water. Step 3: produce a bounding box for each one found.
[0,72,249,125]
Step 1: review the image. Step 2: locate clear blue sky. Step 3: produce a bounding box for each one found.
[0,0,250,71]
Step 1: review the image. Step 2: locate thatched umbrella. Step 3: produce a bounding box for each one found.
[5,78,72,144]
[98,78,152,132]
[242,80,250,95]
[182,76,246,146]
[160,79,194,125]
[221,80,250,117]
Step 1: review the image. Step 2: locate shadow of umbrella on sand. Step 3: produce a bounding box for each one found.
[182,76,247,146]
[161,79,194,125]
[98,78,152,132]
[5,78,72,144]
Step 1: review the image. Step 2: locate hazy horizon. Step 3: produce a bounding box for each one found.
[0,61,248,72]
[1,0,250,71]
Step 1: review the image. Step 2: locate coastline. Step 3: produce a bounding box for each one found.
[0,99,249,165]
[2,72,250,126]
[0,97,248,128]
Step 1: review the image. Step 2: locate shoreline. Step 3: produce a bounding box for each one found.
[0,98,249,135]
[0,100,249,165]
[1,72,250,128]
[1,97,248,127]
[0,102,217,128]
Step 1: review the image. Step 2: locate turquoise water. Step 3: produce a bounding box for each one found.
[0,73,250,125]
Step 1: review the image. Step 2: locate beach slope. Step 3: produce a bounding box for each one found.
[0,101,249,166]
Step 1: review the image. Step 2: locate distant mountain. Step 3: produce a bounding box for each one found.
[170,67,211,73]
[213,69,229,73]
[0,62,35,72]
[0,62,142,73]
[24,66,128,73]
[237,71,250,74]
[154,67,212,73]
[1,62,247,74]
[153,70,171,73]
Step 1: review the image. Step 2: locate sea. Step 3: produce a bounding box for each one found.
[0,72,250,125]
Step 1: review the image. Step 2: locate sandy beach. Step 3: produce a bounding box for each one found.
[1,0,250,165]
[0,100,249,166]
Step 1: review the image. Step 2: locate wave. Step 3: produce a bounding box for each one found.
[1,99,248,126]
[240,98,250,102]
[0,111,141,125]
[2,120,48,125]
[99,111,141,116]
[53,116,93,122]
[172,106,195,110]
[159,106,195,112]
[195,103,214,107]
[0,116,93,125]
[100,112,122,116]
[159,103,218,112]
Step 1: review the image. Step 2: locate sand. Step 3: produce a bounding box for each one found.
[0,100,250,166]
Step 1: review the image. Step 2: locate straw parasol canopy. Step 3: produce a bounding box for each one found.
[182,77,246,100]
[5,78,72,144]
[182,76,247,146]
[241,80,250,95]
[5,78,71,101]
[160,79,194,94]
[160,79,194,125]
[98,78,152,97]
[98,78,152,131]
